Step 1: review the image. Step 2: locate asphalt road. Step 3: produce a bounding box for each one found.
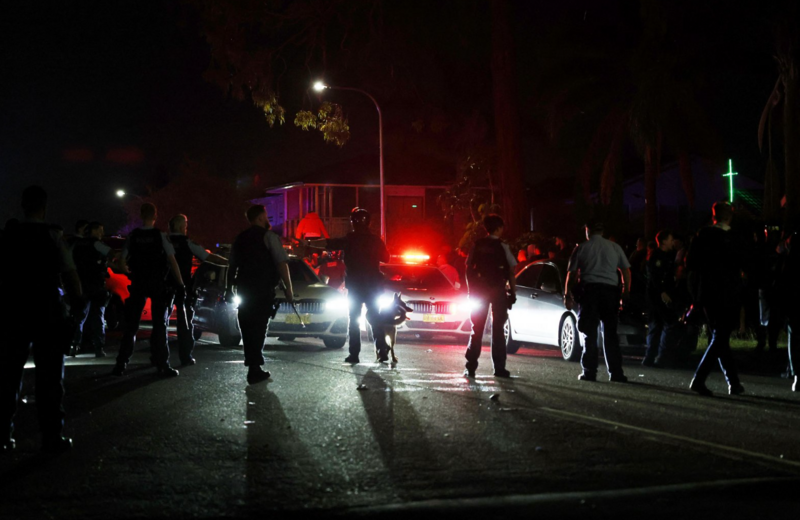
[3,331,800,520]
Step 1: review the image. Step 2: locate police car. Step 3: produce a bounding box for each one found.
[377,261,478,340]
[191,251,349,348]
[505,259,646,361]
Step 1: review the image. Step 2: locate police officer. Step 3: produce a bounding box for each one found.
[1,186,81,453]
[642,230,681,367]
[464,214,517,378]
[70,221,115,358]
[167,214,228,366]
[66,219,88,250]
[564,219,631,383]
[304,207,390,363]
[779,229,800,391]
[227,205,293,384]
[113,203,185,377]
[686,201,744,396]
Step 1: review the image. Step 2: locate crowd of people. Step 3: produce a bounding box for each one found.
[2,184,799,456]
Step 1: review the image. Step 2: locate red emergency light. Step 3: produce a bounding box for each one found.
[401,252,430,264]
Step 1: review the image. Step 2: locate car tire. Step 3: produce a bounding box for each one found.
[218,330,242,347]
[504,318,521,354]
[560,315,581,362]
[193,328,203,341]
[323,337,346,349]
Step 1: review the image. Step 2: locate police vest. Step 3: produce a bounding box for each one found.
[73,237,107,290]
[127,228,168,282]
[3,222,62,303]
[469,237,510,288]
[231,226,280,294]
[170,235,194,288]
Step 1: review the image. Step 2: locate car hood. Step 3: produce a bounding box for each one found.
[290,282,341,299]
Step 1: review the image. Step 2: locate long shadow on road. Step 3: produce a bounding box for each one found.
[239,384,323,514]
[357,369,441,499]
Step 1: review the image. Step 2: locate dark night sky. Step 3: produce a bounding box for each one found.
[0,0,785,232]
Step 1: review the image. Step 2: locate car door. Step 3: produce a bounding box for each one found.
[509,263,543,340]
[531,263,567,346]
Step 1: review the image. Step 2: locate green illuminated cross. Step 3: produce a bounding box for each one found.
[723,159,738,203]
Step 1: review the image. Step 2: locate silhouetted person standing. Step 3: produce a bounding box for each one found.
[113,203,185,377]
[687,202,744,396]
[167,214,228,367]
[1,186,81,454]
[564,219,631,383]
[464,214,517,378]
[305,208,390,363]
[227,205,293,384]
[643,230,681,367]
[70,221,115,358]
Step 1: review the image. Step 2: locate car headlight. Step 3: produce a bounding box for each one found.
[324,296,349,313]
[233,295,242,308]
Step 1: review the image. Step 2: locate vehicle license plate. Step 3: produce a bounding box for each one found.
[423,314,445,323]
[285,314,312,325]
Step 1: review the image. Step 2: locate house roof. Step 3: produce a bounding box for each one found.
[264,152,460,191]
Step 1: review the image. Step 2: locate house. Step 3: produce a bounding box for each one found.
[249,153,472,247]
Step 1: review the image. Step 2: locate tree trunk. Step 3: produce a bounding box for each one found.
[491,0,527,238]
[644,144,658,239]
[784,69,800,231]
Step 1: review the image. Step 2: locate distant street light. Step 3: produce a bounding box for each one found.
[313,80,386,241]
[116,189,126,198]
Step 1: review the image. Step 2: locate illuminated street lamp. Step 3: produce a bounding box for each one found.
[116,189,126,198]
[313,80,386,240]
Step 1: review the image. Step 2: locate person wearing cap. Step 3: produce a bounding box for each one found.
[564,218,631,383]
[685,201,745,396]
[304,207,390,363]
[167,214,228,367]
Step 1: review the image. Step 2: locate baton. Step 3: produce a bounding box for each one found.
[279,280,305,328]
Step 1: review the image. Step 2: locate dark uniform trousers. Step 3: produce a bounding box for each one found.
[169,289,196,363]
[117,279,173,367]
[346,282,384,358]
[1,298,67,439]
[578,283,624,377]
[73,287,110,351]
[465,286,508,372]
[237,291,274,367]
[644,304,681,362]
[694,301,741,386]
[789,315,799,377]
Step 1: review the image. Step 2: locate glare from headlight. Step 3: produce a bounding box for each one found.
[462,297,481,313]
[324,296,349,312]
[233,295,242,307]
[377,295,393,311]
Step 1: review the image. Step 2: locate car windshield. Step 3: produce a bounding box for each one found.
[380,265,453,289]
[289,259,320,284]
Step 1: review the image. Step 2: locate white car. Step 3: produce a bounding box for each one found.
[505,259,646,361]
[193,254,349,349]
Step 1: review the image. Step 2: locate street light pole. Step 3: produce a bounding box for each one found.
[313,82,385,241]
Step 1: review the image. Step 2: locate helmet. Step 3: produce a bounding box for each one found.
[350,207,371,227]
